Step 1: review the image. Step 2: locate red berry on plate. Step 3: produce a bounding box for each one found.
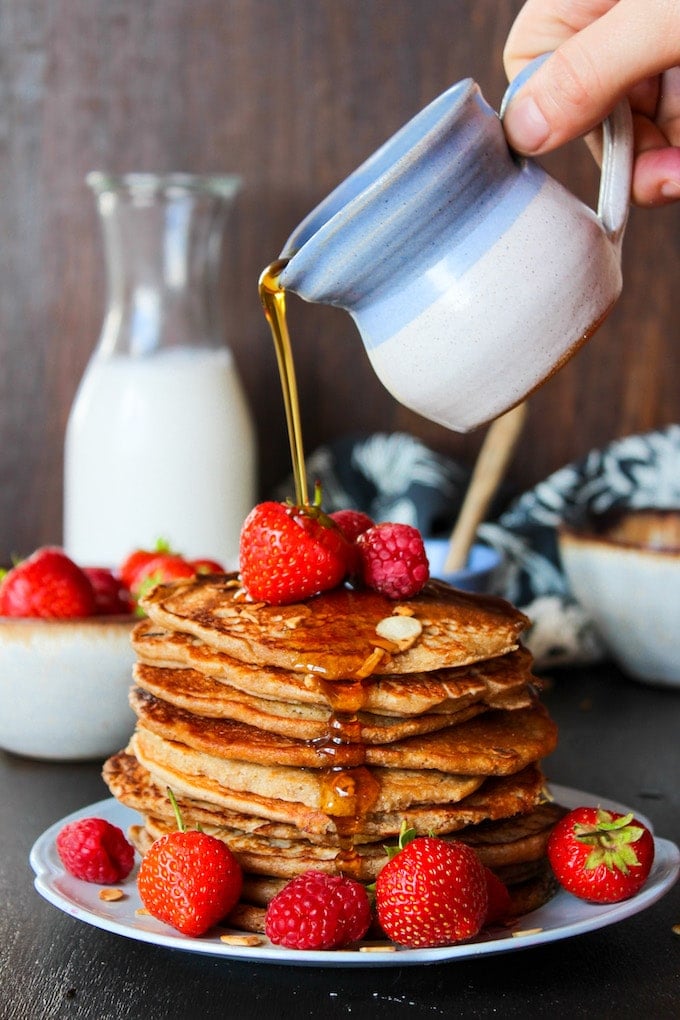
[375,827,488,948]
[355,522,429,599]
[137,787,243,937]
[239,500,352,605]
[138,828,243,937]
[264,870,372,950]
[547,806,655,904]
[56,817,135,884]
[483,867,512,926]
[0,546,96,619]
[83,567,133,615]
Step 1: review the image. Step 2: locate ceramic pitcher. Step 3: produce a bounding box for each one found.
[278,71,633,432]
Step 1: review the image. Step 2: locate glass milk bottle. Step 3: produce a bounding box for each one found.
[64,172,256,569]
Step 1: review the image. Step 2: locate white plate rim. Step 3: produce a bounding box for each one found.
[30,784,680,968]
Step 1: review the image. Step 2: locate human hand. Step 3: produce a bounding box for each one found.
[502,0,680,206]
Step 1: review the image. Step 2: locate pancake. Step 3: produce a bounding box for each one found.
[110,748,551,872]
[132,620,536,716]
[139,574,530,678]
[132,662,492,743]
[130,726,486,816]
[129,687,556,773]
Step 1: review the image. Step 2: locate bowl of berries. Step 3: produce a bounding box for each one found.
[0,546,138,761]
[0,542,225,761]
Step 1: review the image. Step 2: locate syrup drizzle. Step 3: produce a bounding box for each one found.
[258,260,308,506]
[258,261,383,875]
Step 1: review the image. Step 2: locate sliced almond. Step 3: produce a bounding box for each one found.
[219,933,264,947]
[359,943,397,953]
[375,614,423,650]
[99,888,125,902]
[393,605,415,616]
[355,647,387,678]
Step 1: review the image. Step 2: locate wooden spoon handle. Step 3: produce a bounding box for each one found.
[444,402,527,573]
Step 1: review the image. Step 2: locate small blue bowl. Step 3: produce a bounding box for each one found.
[424,538,503,593]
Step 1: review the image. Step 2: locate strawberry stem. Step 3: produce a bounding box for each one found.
[166,787,186,833]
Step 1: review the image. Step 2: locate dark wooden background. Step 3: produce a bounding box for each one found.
[2,0,678,563]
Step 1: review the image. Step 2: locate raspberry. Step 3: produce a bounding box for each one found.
[56,817,135,884]
[264,870,372,950]
[356,522,429,599]
[329,509,375,543]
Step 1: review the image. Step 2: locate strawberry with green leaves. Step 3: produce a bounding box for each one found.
[137,789,242,937]
[239,495,352,605]
[547,806,655,903]
[375,824,488,948]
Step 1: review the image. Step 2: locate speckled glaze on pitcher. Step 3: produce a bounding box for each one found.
[278,71,633,433]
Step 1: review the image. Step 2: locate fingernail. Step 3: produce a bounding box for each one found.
[661,180,680,199]
[503,96,550,153]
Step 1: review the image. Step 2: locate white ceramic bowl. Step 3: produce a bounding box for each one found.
[424,539,503,593]
[558,509,680,688]
[0,616,137,761]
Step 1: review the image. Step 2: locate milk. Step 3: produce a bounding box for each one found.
[64,346,256,569]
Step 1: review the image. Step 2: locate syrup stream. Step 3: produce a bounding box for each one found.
[258,260,308,506]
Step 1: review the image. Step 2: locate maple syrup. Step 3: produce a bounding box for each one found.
[258,260,381,873]
[258,260,308,506]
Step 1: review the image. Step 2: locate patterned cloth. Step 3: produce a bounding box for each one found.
[275,426,680,670]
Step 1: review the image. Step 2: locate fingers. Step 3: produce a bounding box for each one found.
[502,0,680,154]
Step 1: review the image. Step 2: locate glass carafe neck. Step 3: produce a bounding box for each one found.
[87,172,241,357]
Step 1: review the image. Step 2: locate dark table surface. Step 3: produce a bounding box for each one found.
[1,663,679,1020]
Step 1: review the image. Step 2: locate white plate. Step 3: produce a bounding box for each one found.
[30,785,679,968]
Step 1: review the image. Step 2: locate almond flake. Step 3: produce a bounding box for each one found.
[219,933,264,947]
[375,614,422,650]
[359,943,397,953]
[355,647,387,678]
[99,888,125,902]
[511,927,543,937]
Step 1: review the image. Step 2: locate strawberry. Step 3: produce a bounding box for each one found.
[56,817,135,884]
[239,498,352,605]
[83,567,133,615]
[0,546,96,619]
[483,867,512,926]
[264,870,372,950]
[375,825,488,948]
[119,539,174,589]
[137,789,242,937]
[129,553,196,598]
[190,557,224,575]
[355,522,429,599]
[547,806,655,904]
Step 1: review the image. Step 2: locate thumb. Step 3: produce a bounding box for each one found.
[502,0,680,155]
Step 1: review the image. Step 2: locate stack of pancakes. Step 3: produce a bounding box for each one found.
[104,573,564,935]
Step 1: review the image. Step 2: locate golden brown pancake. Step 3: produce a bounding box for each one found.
[132,620,536,716]
[108,745,545,842]
[132,662,492,743]
[129,687,556,773]
[139,574,529,678]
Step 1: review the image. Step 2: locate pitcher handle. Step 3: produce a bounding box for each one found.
[501,53,633,249]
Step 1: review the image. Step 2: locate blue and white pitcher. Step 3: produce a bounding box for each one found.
[278,67,633,432]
